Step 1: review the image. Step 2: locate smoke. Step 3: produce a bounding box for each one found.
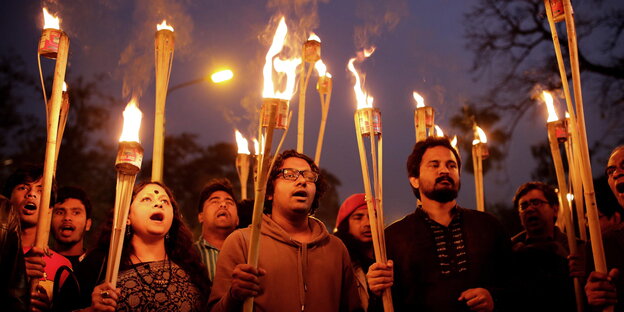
[353,0,408,49]
[117,0,194,100]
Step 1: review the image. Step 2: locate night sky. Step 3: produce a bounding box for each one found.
[2,0,619,224]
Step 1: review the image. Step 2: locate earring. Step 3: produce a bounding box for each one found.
[126,226,132,237]
[165,233,170,240]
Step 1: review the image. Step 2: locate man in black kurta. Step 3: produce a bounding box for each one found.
[367,137,510,312]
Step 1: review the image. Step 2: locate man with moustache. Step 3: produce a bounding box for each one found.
[367,137,510,312]
[194,178,239,282]
[585,145,624,311]
[3,164,71,311]
[208,150,362,312]
[509,182,580,311]
[50,186,92,268]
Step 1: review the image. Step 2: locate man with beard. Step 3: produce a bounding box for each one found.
[585,145,624,311]
[335,193,374,310]
[208,150,362,312]
[367,137,510,312]
[3,164,71,311]
[508,182,581,311]
[194,178,240,282]
[51,186,92,268]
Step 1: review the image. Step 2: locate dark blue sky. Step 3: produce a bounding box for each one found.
[2,0,617,223]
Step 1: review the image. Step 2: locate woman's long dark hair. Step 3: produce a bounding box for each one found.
[95,181,210,300]
[334,221,374,272]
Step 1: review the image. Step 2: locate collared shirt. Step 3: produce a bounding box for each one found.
[193,238,219,282]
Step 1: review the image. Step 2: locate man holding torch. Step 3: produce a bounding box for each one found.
[367,137,510,311]
[208,150,362,312]
[585,145,624,310]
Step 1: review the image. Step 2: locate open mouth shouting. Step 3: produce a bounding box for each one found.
[150,211,165,222]
[22,202,38,215]
[215,209,230,219]
[58,223,76,237]
[616,182,624,194]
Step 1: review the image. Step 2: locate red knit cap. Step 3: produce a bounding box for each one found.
[335,193,367,228]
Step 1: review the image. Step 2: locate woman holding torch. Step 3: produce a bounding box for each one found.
[55,181,209,311]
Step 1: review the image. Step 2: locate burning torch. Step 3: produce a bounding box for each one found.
[413,91,434,143]
[471,125,488,212]
[314,59,332,166]
[542,91,583,311]
[348,48,394,312]
[244,16,297,312]
[235,130,251,200]
[296,33,321,153]
[31,7,70,294]
[105,100,144,286]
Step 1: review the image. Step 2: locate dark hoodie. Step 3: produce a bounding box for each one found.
[208,214,363,312]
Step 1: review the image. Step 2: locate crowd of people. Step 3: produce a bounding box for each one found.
[1,139,622,311]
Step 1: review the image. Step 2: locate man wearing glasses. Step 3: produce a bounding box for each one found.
[509,181,581,311]
[208,150,362,312]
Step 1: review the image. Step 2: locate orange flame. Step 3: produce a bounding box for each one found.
[156,20,174,32]
[314,60,328,77]
[413,91,425,108]
[262,17,301,100]
[42,8,60,30]
[434,125,444,137]
[235,130,250,155]
[542,91,559,122]
[472,125,487,145]
[451,135,458,149]
[348,48,375,109]
[62,82,68,92]
[308,33,321,42]
[252,138,260,156]
[119,99,143,143]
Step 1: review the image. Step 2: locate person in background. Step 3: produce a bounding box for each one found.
[51,186,93,268]
[335,193,374,311]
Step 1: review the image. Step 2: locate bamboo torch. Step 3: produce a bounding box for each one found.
[31,8,70,295]
[244,17,297,312]
[252,138,260,192]
[348,48,394,312]
[296,34,321,153]
[563,114,587,241]
[544,1,609,298]
[472,125,488,212]
[314,60,332,165]
[235,130,251,200]
[53,82,70,172]
[413,91,434,143]
[152,20,175,182]
[542,91,584,312]
[105,100,144,286]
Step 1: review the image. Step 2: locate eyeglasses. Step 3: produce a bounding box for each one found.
[278,168,319,182]
[518,199,549,211]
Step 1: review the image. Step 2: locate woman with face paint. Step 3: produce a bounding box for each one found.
[54,181,209,312]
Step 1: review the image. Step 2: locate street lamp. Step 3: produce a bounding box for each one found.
[167,69,233,96]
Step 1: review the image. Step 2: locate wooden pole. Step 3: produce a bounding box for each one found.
[354,108,393,311]
[31,33,69,293]
[564,139,587,241]
[547,121,584,312]
[472,144,485,212]
[152,28,175,182]
[314,75,332,165]
[243,99,291,312]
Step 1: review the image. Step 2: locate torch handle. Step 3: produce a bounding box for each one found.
[314,92,330,165]
[152,30,175,183]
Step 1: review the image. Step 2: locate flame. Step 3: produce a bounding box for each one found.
[472,125,487,145]
[413,91,425,108]
[252,138,260,155]
[315,60,327,77]
[211,69,233,83]
[235,130,250,155]
[565,112,570,119]
[62,82,68,92]
[308,33,321,42]
[326,73,332,78]
[451,135,458,148]
[42,8,60,30]
[119,99,142,143]
[156,20,174,32]
[348,48,375,110]
[567,193,574,202]
[434,125,444,137]
[262,17,301,100]
[542,91,558,122]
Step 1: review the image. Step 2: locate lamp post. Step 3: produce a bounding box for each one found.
[167,69,233,96]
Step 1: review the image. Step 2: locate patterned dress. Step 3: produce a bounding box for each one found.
[116,260,202,311]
